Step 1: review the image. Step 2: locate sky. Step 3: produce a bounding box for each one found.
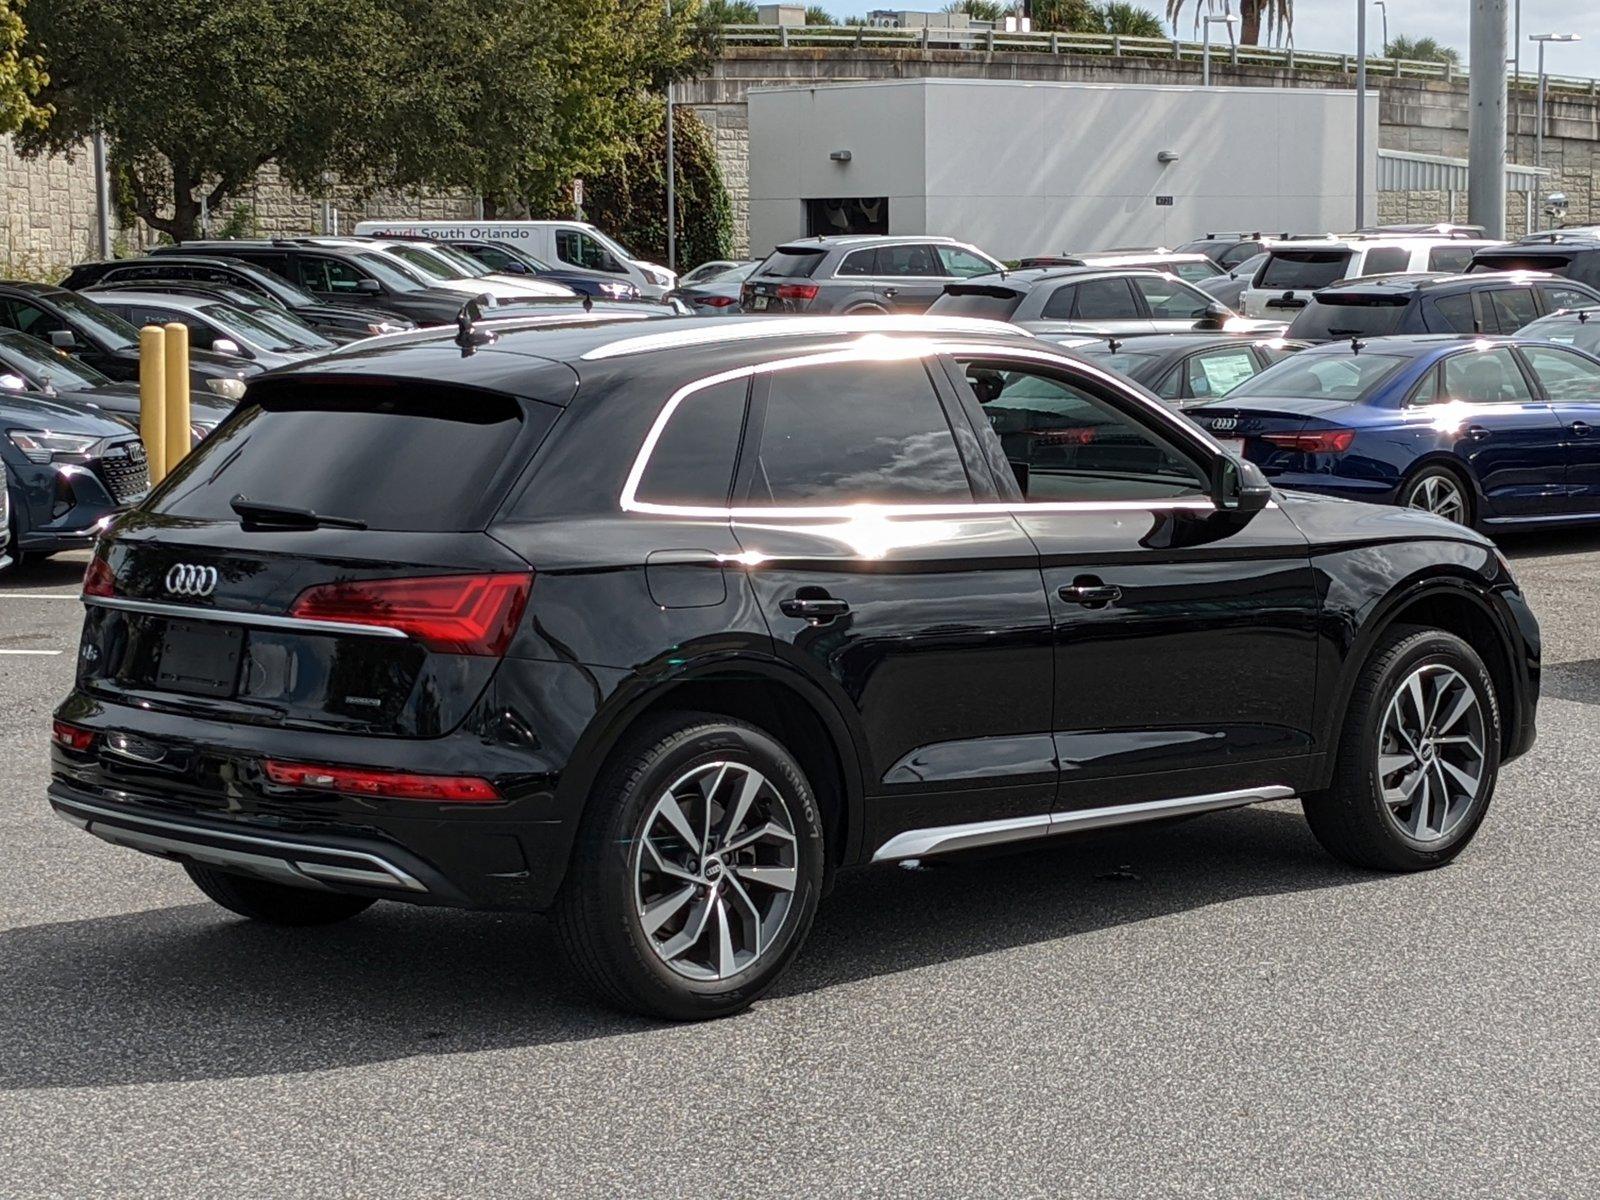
[821,2,1600,79]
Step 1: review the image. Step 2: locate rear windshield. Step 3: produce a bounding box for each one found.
[1258,251,1353,290]
[1287,296,1409,340]
[756,249,825,279]
[931,288,1023,319]
[150,384,547,531]
[1468,252,1572,273]
[1226,352,1408,402]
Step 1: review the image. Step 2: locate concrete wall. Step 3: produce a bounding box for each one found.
[748,78,1378,258]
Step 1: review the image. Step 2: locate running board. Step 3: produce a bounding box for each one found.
[870,785,1295,863]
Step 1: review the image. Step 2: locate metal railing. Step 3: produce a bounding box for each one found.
[720,25,1600,97]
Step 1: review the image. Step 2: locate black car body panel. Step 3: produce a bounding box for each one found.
[51,317,1540,916]
[1286,272,1600,342]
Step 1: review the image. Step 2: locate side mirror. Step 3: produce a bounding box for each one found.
[1210,453,1272,514]
[211,337,244,357]
[500,261,530,274]
[356,279,383,296]
[0,372,26,391]
[1199,301,1231,330]
[48,329,78,350]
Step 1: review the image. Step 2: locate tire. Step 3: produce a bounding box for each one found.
[1400,463,1474,526]
[554,712,826,1020]
[183,863,376,926]
[1303,626,1500,872]
[845,304,887,315]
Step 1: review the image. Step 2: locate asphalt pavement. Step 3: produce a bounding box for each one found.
[1,540,1596,1199]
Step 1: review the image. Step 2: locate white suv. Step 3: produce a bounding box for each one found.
[1239,234,1504,319]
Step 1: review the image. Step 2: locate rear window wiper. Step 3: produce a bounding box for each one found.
[229,494,368,531]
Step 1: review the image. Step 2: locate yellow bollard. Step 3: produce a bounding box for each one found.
[138,325,167,485]
[162,321,191,475]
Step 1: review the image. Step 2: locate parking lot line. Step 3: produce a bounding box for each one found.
[0,649,64,656]
[0,593,80,600]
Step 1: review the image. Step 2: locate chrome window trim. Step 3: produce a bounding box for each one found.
[83,594,409,639]
[871,785,1295,862]
[579,315,1028,361]
[620,336,1235,519]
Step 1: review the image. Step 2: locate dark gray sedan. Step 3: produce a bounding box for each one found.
[1064,332,1307,408]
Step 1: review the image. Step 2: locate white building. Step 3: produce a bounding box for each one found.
[746,78,1380,259]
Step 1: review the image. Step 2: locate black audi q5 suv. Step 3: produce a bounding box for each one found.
[51,314,1540,1020]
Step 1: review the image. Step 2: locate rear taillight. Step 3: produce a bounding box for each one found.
[289,572,532,656]
[697,296,738,308]
[1261,430,1356,454]
[264,759,502,803]
[51,720,95,752]
[82,556,115,597]
[776,283,820,302]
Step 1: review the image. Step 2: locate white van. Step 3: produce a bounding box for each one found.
[352,220,675,298]
[1238,234,1505,319]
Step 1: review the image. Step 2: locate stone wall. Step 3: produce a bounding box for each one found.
[0,135,120,278]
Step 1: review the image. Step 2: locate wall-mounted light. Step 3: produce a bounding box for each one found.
[1157,150,1181,164]
[829,149,853,162]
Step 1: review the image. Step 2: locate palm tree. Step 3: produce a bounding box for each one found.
[1385,34,1460,65]
[1033,0,1104,33]
[804,4,835,23]
[943,0,1010,21]
[1100,3,1165,36]
[1165,0,1292,47]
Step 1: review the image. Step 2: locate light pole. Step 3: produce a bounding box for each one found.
[1355,0,1369,229]
[1530,33,1580,169]
[664,0,677,273]
[1201,12,1239,87]
[1373,0,1387,55]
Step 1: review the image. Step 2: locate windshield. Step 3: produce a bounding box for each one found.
[198,303,312,352]
[1225,352,1407,402]
[0,329,113,389]
[426,243,496,277]
[355,252,426,292]
[240,270,318,308]
[1287,297,1409,340]
[381,244,466,281]
[1258,251,1353,290]
[1075,347,1165,376]
[48,291,141,350]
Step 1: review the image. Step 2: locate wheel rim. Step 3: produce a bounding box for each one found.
[634,761,799,981]
[1407,473,1468,524]
[1377,664,1487,843]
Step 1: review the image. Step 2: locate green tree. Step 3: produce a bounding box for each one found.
[1164,0,1290,46]
[1034,0,1105,34]
[571,103,732,269]
[1099,2,1164,37]
[1385,35,1459,65]
[702,0,758,21]
[943,0,1008,22]
[804,5,834,23]
[0,0,47,134]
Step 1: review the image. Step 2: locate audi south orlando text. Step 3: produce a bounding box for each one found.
[50,314,1540,1020]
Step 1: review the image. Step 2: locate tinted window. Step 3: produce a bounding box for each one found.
[1077,348,1164,379]
[1229,353,1408,402]
[1520,345,1600,400]
[295,255,368,294]
[1486,287,1538,333]
[1072,278,1141,320]
[1467,252,1571,274]
[930,288,1023,319]
[1040,285,1079,321]
[1287,297,1408,339]
[1427,292,1479,333]
[758,249,825,279]
[1185,349,1259,398]
[1132,275,1211,319]
[1259,251,1352,289]
[555,228,624,273]
[876,244,940,277]
[961,363,1205,501]
[637,378,748,506]
[1218,242,1262,268]
[938,246,998,278]
[1359,247,1412,276]
[1428,245,1475,273]
[1538,283,1594,313]
[745,361,970,505]
[1442,348,1535,404]
[0,329,111,389]
[1409,366,1443,406]
[837,249,876,276]
[153,385,544,531]
[1168,260,1223,283]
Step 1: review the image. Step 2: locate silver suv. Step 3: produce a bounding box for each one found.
[1239,233,1504,319]
[740,235,1002,315]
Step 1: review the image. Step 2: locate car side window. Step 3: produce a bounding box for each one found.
[742,360,971,505]
[1360,247,1412,276]
[1040,284,1079,321]
[1486,288,1538,333]
[1442,348,1535,404]
[1132,275,1210,320]
[1152,365,1184,401]
[937,246,996,278]
[1407,365,1444,406]
[0,300,65,338]
[1071,278,1141,320]
[1219,243,1260,268]
[959,361,1207,502]
[1428,292,1479,334]
[837,249,878,277]
[1520,345,1600,401]
[1185,349,1258,399]
[1427,246,1475,273]
[636,378,749,506]
[876,244,940,277]
[1538,283,1594,312]
[555,229,624,274]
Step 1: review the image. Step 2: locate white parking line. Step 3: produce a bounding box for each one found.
[0,649,63,656]
[0,593,80,600]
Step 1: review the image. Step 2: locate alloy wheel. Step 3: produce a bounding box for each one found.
[634,761,800,981]
[1406,473,1468,524]
[1376,664,1487,843]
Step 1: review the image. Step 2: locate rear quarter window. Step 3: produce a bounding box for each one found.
[635,378,749,506]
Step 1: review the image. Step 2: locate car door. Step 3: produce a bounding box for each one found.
[873,244,946,313]
[723,352,1057,854]
[1129,274,1216,333]
[1433,345,1566,518]
[944,350,1321,812]
[1517,342,1600,515]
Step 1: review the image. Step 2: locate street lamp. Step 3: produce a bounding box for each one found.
[1530,33,1580,169]
[1201,12,1239,87]
[664,0,677,274]
[1355,0,1369,229]
[1372,0,1387,56]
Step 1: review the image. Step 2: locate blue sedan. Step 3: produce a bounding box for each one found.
[1188,334,1600,527]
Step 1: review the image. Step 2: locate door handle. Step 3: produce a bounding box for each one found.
[1058,582,1122,608]
[882,287,898,298]
[780,596,850,622]
[1465,424,1491,442]
[1572,421,1592,437]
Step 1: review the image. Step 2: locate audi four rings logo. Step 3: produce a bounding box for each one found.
[1209,417,1239,432]
[165,564,218,598]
